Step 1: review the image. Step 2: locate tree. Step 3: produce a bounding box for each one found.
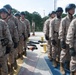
[62,13,67,18]
[12,8,19,15]
[32,11,42,31]
[74,14,76,17]
[24,11,32,24]
[42,16,49,24]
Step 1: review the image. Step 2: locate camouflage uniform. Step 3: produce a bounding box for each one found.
[59,3,76,74]
[17,19,27,57]
[21,18,30,55]
[49,17,61,63]
[66,18,76,74]
[21,19,30,37]
[6,15,19,72]
[59,15,75,63]
[43,11,56,60]
[43,18,52,59]
[0,19,12,75]
[3,4,19,73]
[6,17,19,64]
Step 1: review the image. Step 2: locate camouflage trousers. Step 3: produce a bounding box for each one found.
[0,55,8,75]
[51,38,61,60]
[17,36,24,54]
[70,42,76,72]
[7,47,17,64]
[47,39,52,56]
[60,44,70,63]
[7,48,15,64]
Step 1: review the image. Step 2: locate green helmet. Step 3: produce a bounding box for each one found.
[4,4,12,10]
[20,12,26,16]
[56,7,63,12]
[49,11,56,16]
[65,4,76,12]
[0,8,9,14]
[14,12,21,17]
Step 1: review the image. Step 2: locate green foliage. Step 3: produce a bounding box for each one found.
[42,16,49,25]
[12,8,19,15]
[62,13,67,18]
[24,11,32,23]
[32,11,42,31]
[74,14,76,17]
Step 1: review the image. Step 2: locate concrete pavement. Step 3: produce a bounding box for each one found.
[18,32,53,75]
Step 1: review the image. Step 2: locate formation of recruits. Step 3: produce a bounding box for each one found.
[0,4,30,75]
[43,3,76,75]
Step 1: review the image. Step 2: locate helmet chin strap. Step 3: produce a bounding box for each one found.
[2,17,7,20]
[8,10,12,16]
[8,12,11,16]
[68,13,73,21]
[57,15,61,19]
[2,15,8,20]
[68,12,73,15]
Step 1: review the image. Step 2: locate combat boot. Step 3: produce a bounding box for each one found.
[60,63,65,75]
[56,57,60,63]
[48,54,52,61]
[52,59,57,67]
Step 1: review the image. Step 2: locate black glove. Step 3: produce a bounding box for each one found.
[51,40,57,46]
[22,33,27,41]
[1,38,9,46]
[45,35,49,40]
[6,46,11,54]
[69,47,76,56]
[14,42,18,48]
[24,37,27,41]
[28,34,30,37]
[60,41,66,49]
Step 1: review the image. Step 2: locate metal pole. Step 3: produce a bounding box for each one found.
[54,0,57,10]
[43,10,45,17]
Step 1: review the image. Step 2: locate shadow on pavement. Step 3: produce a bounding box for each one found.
[44,56,70,75]
[18,67,42,75]
[18,51,51,75]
